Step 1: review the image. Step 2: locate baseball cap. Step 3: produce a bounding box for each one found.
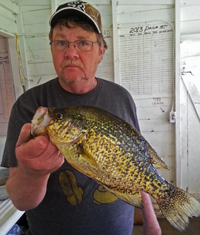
[49,1,103,34]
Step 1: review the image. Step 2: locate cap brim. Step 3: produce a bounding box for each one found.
[49,8,101,33]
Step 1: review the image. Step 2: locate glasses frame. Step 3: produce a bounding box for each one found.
[49,40,98,52]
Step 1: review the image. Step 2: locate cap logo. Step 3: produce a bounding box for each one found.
[66,1,87,12]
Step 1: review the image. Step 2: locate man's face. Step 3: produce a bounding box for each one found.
[51,23,103,90]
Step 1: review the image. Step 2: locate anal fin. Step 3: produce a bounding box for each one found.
[105,186,143,208]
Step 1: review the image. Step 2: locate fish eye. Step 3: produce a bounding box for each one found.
[56,113,63,119]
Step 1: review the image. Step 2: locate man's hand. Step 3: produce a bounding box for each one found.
[143,220,162,235]
[141,191,162,235]
[6,123,64,211]
[16,123,64,176]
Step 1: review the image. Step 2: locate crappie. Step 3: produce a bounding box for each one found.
[31,106,200,231]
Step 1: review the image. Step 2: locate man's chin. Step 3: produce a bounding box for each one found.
[59,76,83,85]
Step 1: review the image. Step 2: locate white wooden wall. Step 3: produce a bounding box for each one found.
[179,0,200,200]
[0,0,199,201]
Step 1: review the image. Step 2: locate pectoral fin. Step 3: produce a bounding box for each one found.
[77,143,98,167]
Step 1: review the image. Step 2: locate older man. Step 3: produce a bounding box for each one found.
[2,1,161,235]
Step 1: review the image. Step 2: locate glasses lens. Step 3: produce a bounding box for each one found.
[76,40,92,51]
[50,40,95,52]
[52,41,68,51]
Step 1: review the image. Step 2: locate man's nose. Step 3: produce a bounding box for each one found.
[64,43,79,58]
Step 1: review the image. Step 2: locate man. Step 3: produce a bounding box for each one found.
[2,1,161,235]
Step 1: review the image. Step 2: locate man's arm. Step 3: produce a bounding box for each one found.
[5,123,64,211]
[141,191,162,235]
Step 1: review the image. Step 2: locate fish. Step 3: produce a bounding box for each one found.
[31,106,200,232]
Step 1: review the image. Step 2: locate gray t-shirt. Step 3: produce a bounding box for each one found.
[1,77,140,235]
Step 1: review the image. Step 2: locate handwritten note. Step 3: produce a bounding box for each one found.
[118,23,174,98]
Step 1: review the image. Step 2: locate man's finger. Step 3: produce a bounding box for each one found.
[16,123,32,147]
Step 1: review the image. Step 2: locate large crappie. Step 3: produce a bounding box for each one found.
[31,106,200,231]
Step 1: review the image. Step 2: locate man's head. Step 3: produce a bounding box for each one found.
[49,1,107,53]
[49,1,108,93]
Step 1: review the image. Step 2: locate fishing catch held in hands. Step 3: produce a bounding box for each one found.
[31,106,200,232]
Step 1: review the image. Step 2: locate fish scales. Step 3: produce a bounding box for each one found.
[31,106,200,232]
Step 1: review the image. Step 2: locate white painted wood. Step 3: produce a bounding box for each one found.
[181,20,200,35]
[57,0,111,5]
[179,78,189,191]
[96,27,114,82]
[28,61,56,76]
[117,8,175,24]
[0,29,15,38]
[0,0,19,14]
[181,6,200,21]
[179,0,200,198]
[20,5,51,12]
[112,0,120,84]
[118,0,174,5]
[23,9,51,26]
[181,41,200,58]
[22,8,52,37]
[25,36,50,51]
[179,76,200,195]
[51,0,57,14]
[0,15,16,35]
[181,34,200,41]
[24,23,50,38]
[181,0,200,6]
[139,118,175,132]
[188,110,200,194]
[175,0,181,188]
[0,6,16,22]
[182,74,200,121]
[17,0,50,6]
[29,74,56,88]
[27,49,52,64]
[117,5,174,14]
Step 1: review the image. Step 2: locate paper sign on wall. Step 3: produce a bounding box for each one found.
[118,23,174,98]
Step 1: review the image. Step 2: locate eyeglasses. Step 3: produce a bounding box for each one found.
[49,40,98,52]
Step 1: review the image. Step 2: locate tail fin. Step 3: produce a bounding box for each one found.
[157,187,200,231]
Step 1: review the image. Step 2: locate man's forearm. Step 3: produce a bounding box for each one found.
[6,166,50,211]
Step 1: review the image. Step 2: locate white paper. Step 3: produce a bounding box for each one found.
[118,23,174,98]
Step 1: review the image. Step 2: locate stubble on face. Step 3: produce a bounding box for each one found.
[59,59,85,85]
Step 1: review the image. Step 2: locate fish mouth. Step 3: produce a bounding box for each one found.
[31,107,52,136]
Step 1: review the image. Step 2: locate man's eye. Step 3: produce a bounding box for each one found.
[58,41,65,46]
[79,41,88,46]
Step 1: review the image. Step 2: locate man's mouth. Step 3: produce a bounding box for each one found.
[62,60,83,70]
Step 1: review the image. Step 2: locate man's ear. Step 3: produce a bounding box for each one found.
[98,46,104,63]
